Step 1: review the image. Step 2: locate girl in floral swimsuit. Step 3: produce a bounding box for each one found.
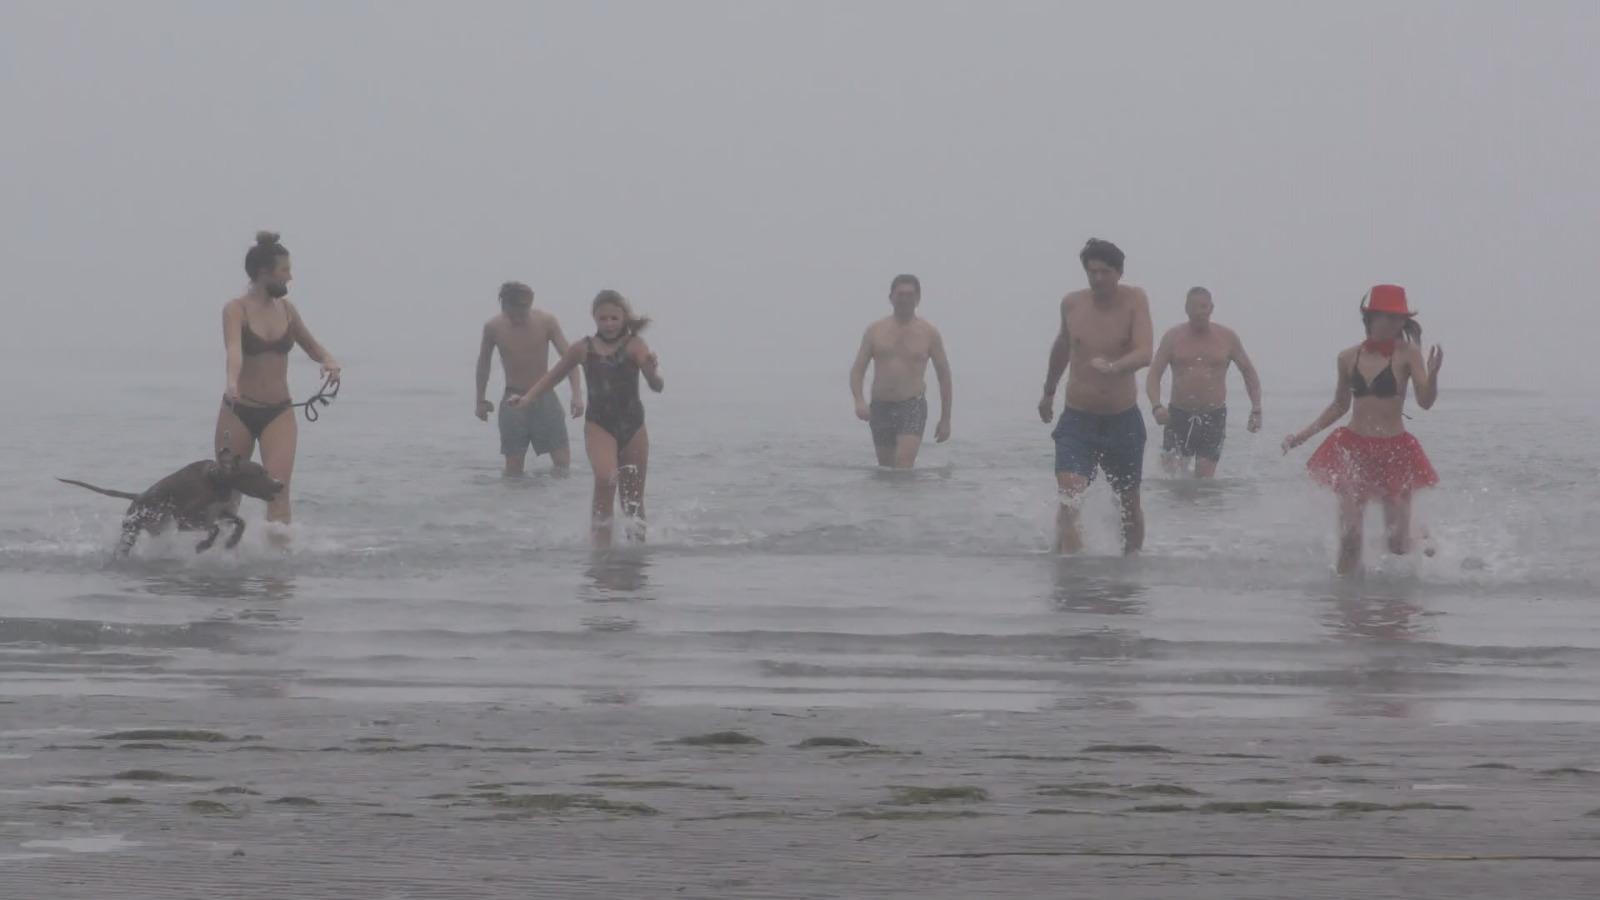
[511,290,663,545]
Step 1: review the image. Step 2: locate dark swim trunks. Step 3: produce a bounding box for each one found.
[1162,405,1227,462]
[1052,406,1147,493]
[869,396,928,448]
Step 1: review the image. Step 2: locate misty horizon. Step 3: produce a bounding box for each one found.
[3,1,1596,403]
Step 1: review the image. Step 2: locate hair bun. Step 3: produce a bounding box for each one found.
[255,231,281,247]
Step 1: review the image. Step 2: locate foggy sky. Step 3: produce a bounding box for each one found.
[3,0,1597,402]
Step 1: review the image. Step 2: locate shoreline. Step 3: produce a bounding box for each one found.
[5,696,1600,898]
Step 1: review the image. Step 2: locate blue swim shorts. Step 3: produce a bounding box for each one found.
[1052,405,1147,493]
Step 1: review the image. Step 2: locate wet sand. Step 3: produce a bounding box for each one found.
[6,696,1600,899]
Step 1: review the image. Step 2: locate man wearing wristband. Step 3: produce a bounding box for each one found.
[1037,238,1154,555]
[1146,287,1263,478]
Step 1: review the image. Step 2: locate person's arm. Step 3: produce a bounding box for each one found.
[1412,343,1443,410]
[930,327,952,441]
[1039,300,1070,422]
[850,328,874,419]
[222,301,244,402]
[475,322,496,418]
[287,301,341,382]
[548,317,585,416]
[1146,330,1172,416]
[1231,330,1264,430]
[1106,289,1154,374]
[1283,353,1351,452]
[631,338,664,393]
[512,340,586,407]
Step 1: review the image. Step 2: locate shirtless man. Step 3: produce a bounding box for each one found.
[1146,287,1263,478]
[475,282,583,475]
[849,274,953,468]
[1037,239,1154,554]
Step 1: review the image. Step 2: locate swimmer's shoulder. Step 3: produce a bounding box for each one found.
[1119,284,1151,311]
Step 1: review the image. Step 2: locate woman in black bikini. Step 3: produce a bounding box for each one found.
[510,290,662,545]
[216,232,342,538]
[1282,285,1443,574]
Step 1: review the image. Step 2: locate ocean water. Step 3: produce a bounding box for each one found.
[4,356,1600,898]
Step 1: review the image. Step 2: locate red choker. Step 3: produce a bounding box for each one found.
[1362,339,1396,355]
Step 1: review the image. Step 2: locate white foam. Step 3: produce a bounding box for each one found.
[0,725,95,740]
[20,834,140,854]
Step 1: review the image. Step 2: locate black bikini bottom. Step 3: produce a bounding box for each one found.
[226,397,292,440]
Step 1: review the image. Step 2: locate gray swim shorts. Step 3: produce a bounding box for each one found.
[499,389,569,457]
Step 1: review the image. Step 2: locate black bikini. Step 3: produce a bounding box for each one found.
[1349,346,1399,399]
[583,335,646,449]
[240,322,295,356]
[227,316,295,439]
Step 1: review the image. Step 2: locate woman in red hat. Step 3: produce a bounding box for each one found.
[1282,285,1444,574]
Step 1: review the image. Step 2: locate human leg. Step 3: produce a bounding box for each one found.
[585,422,620,546]
[256,409,299,540]
[617,426,650,542]
[1336,492,1365,575]
[1100,407,1148,554]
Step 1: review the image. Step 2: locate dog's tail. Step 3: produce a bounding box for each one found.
[57,478,139,501]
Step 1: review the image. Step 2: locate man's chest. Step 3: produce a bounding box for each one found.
[1171,334,1230,368]
[874,331,930,361]
[1067,306,1130,347]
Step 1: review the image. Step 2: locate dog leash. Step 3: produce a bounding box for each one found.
[238,376,340,423]
[295,376,340,422]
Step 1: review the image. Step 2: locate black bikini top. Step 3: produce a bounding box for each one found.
[241,324,293,356]
[1349,346,1398,398]
[241,303,295,356]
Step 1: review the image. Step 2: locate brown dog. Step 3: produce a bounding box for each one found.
[59,447,285,556]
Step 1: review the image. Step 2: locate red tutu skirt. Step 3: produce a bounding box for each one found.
[1306,427,1438,500]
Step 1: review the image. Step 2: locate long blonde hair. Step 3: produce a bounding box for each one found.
[592,290,651,335]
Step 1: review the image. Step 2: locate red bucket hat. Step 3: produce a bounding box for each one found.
[1360,284,1416,316]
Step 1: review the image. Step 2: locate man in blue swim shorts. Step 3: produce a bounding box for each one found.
[1037,239,1155,554]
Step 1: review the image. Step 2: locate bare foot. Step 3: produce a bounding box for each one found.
[264,522,293,553]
